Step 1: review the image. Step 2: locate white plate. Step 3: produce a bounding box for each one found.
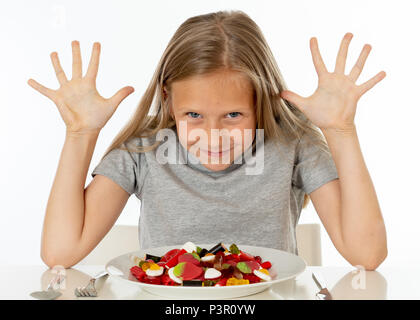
[105,243,306,299]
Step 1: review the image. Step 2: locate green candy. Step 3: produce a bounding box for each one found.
[236,261,252,274]
[203,280,217,287]
[196,246,202,255]
[173,262,186,277]
[229,243,240,254]
[191,252,201,261]
[222,263,231,270]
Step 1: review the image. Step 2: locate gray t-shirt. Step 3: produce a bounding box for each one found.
[91,127,338,255]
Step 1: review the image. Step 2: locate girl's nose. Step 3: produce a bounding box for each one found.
[207,127,232,151]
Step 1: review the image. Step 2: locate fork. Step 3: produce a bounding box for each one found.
[74,270,109,298]
[312,271,333,300]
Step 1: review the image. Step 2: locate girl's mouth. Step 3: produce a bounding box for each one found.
[204,148,232,157]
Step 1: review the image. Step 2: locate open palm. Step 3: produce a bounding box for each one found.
[280,33,386,133]
[27,41,134,134]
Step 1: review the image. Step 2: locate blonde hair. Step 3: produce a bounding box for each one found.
[102,10,331,209]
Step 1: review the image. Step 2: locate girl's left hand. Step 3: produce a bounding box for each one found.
[280,32,386,134]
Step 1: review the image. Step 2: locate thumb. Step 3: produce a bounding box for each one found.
[280,90,306,112]
[109,86,135,108]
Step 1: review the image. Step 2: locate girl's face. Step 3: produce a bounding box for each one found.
[169,70,256,172]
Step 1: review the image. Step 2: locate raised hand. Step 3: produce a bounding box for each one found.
[27,41,135,134]
[280,33,386,134]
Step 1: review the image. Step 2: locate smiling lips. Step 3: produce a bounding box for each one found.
[204,148,232,157]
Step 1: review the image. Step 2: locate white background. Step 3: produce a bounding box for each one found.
[1,0,419,268]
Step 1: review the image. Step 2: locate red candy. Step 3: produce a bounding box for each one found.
[129,244,274,287]
[161,249,180,263]
[243,273,261,284]
[260,261,272,269]
[178,253,201,266]
[175,262,203,281]
[165,249,187,268]
[161,274,177,286]
[239,251,255,262]
[143,275,161,285]
[215,278,228,286]
[130,266,146,281]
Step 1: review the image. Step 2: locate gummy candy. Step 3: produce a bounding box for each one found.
[143,275,161,285]
[243,273,261,284]
[165,249,187,268]
[213,253,224,271]
[215,278,228,286]
[129,243,274,287]
[239,251,255,262]
[161,249,180,263]
[229,243,240,254]
[141,262,152,271]
[178,253,201,266]
[149,263,161,270]
[260,261,272,269]
[226,277,250,286]
[236,261,260,274]
[145,254,161,263]
[173,262,203,281]
[130,266,146,281]
[233,267,243,279]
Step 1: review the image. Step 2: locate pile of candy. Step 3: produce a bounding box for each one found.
[129,242,274,287]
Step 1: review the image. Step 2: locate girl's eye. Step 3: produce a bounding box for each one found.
[187,112,202,119]
[226,112,241,118]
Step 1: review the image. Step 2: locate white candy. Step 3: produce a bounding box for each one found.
[146,266,164,277]
[201,254,215,262]
[253,268,272,281]
[204,268,221,279]
[168,267,182,284]
[181,241,197,253]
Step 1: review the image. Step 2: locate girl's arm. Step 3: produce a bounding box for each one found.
[311,127,387,270]
[28,41,135,268]
[281,33,387,270]
[41,131,131,268]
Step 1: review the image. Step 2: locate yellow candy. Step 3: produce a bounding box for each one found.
[226,277,250,286]
[149,263,160,270]
[259,268,269,275]
[141,262,151,271]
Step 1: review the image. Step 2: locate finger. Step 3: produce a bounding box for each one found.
[334,32,353,74]
[27,78,56,101]
[50,52,68,85]
[348,44,372,82]
[71,40,83,79]
[280,90,307,112]
[85,42,101,80]
[310,37,328,77]
[108,86,135,108]
[357,71,386,96]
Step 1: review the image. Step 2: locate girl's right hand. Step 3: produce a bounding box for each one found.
[27,41,135,134]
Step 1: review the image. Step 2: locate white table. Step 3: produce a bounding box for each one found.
[1,265,419,300]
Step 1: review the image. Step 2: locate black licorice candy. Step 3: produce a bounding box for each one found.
[208,242,227,254]
[145,254,161,263]
[182,279,203,287]
[198,248,209,258]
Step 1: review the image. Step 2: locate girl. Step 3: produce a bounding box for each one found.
[28,10,387,270]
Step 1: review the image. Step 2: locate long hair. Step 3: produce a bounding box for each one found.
[101,10,331,209]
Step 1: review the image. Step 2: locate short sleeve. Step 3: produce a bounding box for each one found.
[91,141,139,196]
[292,132,339,194]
